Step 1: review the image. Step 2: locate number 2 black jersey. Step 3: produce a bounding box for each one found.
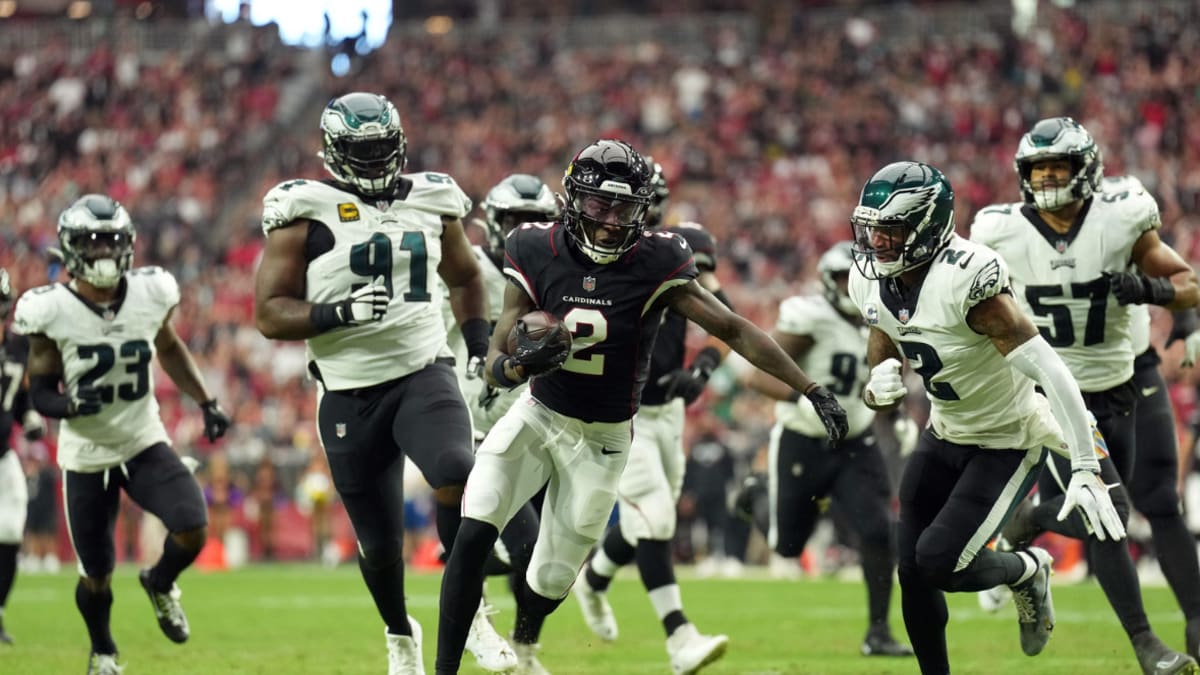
[12,269,177,471]
[640,222,717,407]
[0,330,31,455]
[504,223,698,423]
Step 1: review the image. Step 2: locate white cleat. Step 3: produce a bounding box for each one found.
[86,653,124,675]
[385,616,425,675]
[978,584,1012,613]
[667,623,729,675]
[513,641,551,675]
[465,602,518,672]
[572,569,618,642]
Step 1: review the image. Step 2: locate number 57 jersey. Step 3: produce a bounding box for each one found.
[12,268,177,471]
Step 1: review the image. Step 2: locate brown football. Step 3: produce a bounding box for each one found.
[507,310,570,353]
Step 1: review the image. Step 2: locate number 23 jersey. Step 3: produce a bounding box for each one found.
[261,173,472,390]
[504,223,698,423]
[848,235,1063,451]
[12,268,177,471]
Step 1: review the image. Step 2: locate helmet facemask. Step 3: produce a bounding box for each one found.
[1014,117,1103,212]
[321,93,407,198]
[561,140,655,265]
[58,195,136,289]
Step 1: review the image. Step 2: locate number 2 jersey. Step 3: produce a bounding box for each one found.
[970,176,1160,392]
[261,173,472,391]
[848,235,1064,451]
[504,223,698,423]
[12,269,177,471]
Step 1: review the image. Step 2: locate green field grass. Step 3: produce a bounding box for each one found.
[0,564,1189,674]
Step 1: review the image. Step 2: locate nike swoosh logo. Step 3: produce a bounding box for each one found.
[1157,655,1180,669]
[600,446,621,455]
[1141,386,1159,397]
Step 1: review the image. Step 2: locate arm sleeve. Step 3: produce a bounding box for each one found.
[1005,335,1100,474]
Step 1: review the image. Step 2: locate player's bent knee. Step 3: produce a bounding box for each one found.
[358,538,403,569]
[618,495,676,540]
[529,560,577,599]
[172,526,207,552]
[433,484,465,506]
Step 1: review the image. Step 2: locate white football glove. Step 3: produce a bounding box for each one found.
[1183,330,1200,368]
[22,410,46,441]
[340,277,390,325]
[865,358,905,407]
[1057,471,1126,541]
[893,416,920,457]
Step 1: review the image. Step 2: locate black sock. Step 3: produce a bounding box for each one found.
[435,501,463,556]
[936,548,1028,593]
[1147,513,1200,621]
[75,580,117,655]
[358,544,409,635]
[0,543,17,609]
[898,565,949,675]
[149,535,202,592]
[859,541,894,627]
[635,539,687,636]
[513,577,565,644]
[435,519,497,674]
[1088,537,1151,638]
[586,527,635,592]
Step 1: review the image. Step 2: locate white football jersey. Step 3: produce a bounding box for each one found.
[440,244,525,436]
[848,235,1064,451]
[1128,303,1151,355]
[12,268,177,472]
[971,176,1160,391]
[772,294,874,439]
[262,173,472,390]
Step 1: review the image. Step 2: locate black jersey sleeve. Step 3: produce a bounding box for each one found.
[667,222,718,271]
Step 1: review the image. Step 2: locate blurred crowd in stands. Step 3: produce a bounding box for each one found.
[4,0,1200,572]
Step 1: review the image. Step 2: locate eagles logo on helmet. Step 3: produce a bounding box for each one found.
[850,161,956,281]
[320,92,407,198]
[1014,116,1103,212]
[57,194,137,289]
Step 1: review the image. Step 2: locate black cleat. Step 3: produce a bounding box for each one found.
[861,626,913,657]
[138,569,189,644]
[731,474,767,524]
[1133,631,1200,675]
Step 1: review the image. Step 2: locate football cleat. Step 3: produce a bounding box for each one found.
[861,625,913,657]
[138,569,189,643]
[0,614,13,645]
[385,616,425,675]
[512,640,551,675]
[1009,547,1054,656]
[86,652,123,675]
[572,568,618,642]
[465,602,517,672]
[1186,617,1200,661]
[1133,631,1200,675]
[731,474,767,525]
[666,623,729,675]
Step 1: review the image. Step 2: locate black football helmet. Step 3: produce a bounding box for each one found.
[643,155,670,229]
[481,174,559,254]
[850,161,955,280]
[1014,116,1103,211]
[57,194,136,289]
[561,140,655,264]
[0,268,13,321]
[320,92,406,197]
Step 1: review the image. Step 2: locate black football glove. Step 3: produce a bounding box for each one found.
[805,385,848,445]
[1106,271,1175,306]
[478,385,502,411]
[201,399,232,442]
[70,384,104,417]
[656,347,721,405]
[512,321,572,377]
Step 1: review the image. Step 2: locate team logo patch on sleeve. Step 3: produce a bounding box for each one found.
[338,203,360,222]
[969,259,1002,301]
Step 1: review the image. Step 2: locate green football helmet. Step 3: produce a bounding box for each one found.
[481,174,559,254]
[817,241,858,315]
[57,194,136,289]
[1014,116,1103,211]
[850,161,955,280]
[320,92,406,197]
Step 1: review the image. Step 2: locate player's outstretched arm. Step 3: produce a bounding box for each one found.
[484,282,536,389]
[744,329,813,402]
[1121,229,1200,311]
[438,215,489,375]
[156,308,230,442]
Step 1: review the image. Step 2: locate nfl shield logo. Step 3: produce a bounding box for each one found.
[898,308,910,324]
[335,423,347,438]
[1055,240,1067,254]
[583,276,596,292]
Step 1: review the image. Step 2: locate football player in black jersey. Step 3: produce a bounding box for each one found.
[0,269,46,645]
[434,140,848,674]
[570,159,732,673]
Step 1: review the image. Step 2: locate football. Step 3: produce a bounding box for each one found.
[507,310,570,354]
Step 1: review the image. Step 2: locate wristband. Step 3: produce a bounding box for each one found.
[491,355,524,389]
[310,302,345,332]
[787,390,803,403]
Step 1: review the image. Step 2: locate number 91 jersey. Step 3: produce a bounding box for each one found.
[262,173,472,390]
[970,175,1160,392]
[12,268,177,471]
[504,222,698,423]
[848,235,1063,451]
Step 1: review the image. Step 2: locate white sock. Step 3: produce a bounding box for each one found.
[647,584,683,622]
[1012,551,1038,585]
[590,549,619,580]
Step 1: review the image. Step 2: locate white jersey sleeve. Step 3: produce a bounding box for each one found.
[405,171,473,219]
[772,295,874,439]
[850,236,1064,451]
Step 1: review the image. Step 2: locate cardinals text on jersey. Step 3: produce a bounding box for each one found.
[12,268,177,471]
